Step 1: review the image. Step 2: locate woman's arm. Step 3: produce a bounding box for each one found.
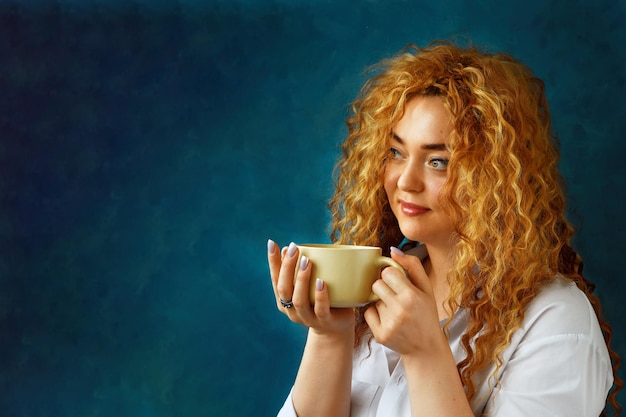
[291,328,354,417]
[268,240,355,417]
[364,249,474,417]
[402,336,474,417]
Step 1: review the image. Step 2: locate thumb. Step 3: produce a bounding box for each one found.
[389,246,431,290]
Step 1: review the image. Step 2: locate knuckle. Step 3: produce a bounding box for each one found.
[313,300,329,317]
[376,329,391,344]
[380,268,393,280]
[292,298,307,310]
[276,281,292,295]
[382,266,401,277]
[399,289,418,305]
[394,311,409,325]
[295,272,309,285]
[314,309,328,321]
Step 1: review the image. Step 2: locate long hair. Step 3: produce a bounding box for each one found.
[328,42,622,415]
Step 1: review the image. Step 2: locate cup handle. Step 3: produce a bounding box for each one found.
[367,257,407,302]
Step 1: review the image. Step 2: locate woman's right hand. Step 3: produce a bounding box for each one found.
[269,240,355,417]
[267,239,356,336]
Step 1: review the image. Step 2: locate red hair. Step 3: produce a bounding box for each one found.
[328,41,622,415]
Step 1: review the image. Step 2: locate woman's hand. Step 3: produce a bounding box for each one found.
[364,248,445,356]
[267,239,355,336]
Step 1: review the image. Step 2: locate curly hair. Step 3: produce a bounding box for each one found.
[328,42,622,416]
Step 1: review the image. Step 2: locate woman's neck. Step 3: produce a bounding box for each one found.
[422,245,454,321]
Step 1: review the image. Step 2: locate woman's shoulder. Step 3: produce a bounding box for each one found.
[484,277,614,417]
[520,276,604,344]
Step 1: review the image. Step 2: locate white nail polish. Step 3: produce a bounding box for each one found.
[287,242,297,258]
[300,256,308,271]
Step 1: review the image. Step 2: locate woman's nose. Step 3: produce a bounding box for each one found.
[397,162,424,192]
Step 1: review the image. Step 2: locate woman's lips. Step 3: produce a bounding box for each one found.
[400,200,429,216]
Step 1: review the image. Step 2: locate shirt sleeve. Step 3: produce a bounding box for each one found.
[483,281,614,417]
[486,333,612,417]
[276,388,298,417]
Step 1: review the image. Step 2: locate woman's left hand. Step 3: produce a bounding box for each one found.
[363,249,445,357]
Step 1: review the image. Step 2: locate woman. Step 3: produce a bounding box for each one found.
[267,42,622,417]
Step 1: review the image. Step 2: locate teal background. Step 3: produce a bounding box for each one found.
[1,0,624,416]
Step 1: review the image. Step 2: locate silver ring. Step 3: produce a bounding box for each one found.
[280,298,294,309]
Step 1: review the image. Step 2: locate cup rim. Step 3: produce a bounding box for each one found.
[297,243,381,250]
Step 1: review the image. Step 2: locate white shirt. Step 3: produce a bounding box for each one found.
[277,248,613,416]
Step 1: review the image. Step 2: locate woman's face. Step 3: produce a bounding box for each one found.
[384,95,456,249]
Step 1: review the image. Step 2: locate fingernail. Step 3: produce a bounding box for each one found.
[300,256,308,271]
[316,278,324,291]
[390,246,404,256]
[287,242,297,258]
[267,239,276,254]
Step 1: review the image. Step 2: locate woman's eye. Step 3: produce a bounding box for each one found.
[389,147,402,160]
[429,157,449,171]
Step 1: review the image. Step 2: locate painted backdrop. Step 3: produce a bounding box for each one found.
[1,0,624,416]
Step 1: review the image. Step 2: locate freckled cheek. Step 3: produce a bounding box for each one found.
[431,180,454,225]
[429,176,447,195]
[431,180,444,195]
[426,179,447,210]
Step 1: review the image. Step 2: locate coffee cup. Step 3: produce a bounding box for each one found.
[296,244,405,308]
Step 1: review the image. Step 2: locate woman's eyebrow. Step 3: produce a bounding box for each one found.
[391,132,448,151]
[391,132,404,144]
[422,143,448,151]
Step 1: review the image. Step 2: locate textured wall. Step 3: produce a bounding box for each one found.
[1,1,624,416]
